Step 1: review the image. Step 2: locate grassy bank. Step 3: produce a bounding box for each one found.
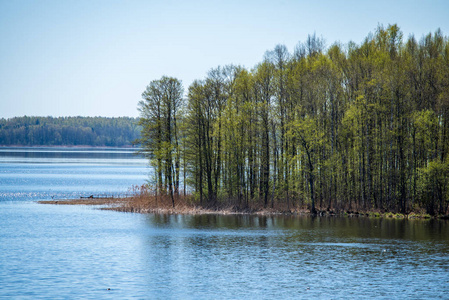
[39,195,297,216]
[38,192,448,220]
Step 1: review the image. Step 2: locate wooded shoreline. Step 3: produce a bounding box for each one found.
[137,24,449,217]
[0,116,140,147]
[38,194,449,219]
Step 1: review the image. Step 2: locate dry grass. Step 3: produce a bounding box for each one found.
[38,186,308,216]
[109,190,242,215]
[38,185,444,219]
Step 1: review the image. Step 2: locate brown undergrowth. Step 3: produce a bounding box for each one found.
[38,185,308,216]
[38,185,449,219]
[107,186,288,215]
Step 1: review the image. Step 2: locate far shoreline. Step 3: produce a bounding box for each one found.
[0,145,139,149]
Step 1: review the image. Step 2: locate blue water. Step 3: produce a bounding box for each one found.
[0,147,149,202]
[1,148,449,299]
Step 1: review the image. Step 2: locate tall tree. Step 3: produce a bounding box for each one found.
[138,76,183,207]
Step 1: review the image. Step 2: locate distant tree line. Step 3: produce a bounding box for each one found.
[0,116,141,147]
[139,24,449,215]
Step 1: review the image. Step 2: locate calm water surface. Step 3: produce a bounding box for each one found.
[0,148,448,299]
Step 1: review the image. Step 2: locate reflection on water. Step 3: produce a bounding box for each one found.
[148,213,449,242]
[0,148,448,299]
[1,205,448,299]
[139,215,449,299]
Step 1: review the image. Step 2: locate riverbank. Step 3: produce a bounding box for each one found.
[39,197,297,216]
[38,195,449,219]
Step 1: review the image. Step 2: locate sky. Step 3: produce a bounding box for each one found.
[1,0,448,119]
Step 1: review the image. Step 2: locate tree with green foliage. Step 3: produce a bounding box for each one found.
[138,76,184,207]
[138,24,449,215]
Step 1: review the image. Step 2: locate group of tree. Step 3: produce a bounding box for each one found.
[0,116,140,147]
[138,24,449,215]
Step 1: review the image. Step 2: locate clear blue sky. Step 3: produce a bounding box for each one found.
[1,0,448,118]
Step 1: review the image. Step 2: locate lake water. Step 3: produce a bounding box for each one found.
[1,148,448,299]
